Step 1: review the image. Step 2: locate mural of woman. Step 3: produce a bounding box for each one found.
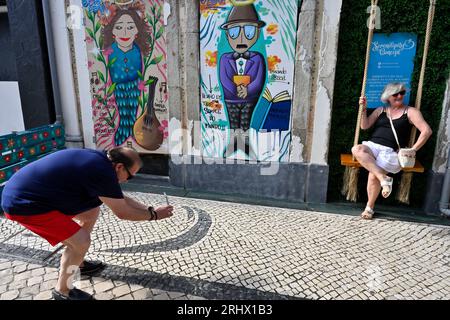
[102,1,151,146]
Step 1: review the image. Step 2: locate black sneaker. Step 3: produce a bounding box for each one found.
[79,260,106,276]
[52,288,95,300]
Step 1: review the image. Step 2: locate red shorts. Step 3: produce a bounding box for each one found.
[4,210,81,246]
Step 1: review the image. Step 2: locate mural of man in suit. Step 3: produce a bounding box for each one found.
[219,4,266,157]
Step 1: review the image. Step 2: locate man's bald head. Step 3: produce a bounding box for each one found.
[107,147,143,170]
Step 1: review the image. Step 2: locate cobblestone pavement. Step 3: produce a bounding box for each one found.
[0,191,449,300]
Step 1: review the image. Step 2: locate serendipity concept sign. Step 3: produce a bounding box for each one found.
[366,33,418,109]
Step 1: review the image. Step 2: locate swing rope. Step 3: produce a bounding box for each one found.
[353,0,379,153]
[396,0,436,204]
[342,0,378,201]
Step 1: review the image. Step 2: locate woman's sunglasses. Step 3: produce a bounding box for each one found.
[392,90,406,97]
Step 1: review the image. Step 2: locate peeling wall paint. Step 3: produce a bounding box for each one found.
[309,0,342,165]
[433,78,450,173]
[289,135,305,163]
[310,81,331,165]
[323,0,341,30]
[168,117,182,155]
[318,0,340,79]
[297,45,312,75]
[164,2,171,25]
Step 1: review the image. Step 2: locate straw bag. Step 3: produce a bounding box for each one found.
[388,112,416,168]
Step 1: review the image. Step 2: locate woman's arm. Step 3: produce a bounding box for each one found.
[407,108,432,151]
[359,97,383,130]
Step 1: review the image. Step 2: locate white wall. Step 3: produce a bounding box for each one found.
[0,82,25,135]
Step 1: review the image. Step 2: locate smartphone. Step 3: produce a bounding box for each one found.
[164,192,170,206]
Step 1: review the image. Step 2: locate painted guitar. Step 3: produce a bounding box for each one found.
[133,76,164,151]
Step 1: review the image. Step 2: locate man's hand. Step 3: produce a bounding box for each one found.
[237,85,248,99]
[237,85,244,98]
[236,85,247,99]
[154,205,174,220]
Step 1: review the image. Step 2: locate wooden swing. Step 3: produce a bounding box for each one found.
[341,0,436,203]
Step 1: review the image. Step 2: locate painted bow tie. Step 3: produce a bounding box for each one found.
[232,52,251,60]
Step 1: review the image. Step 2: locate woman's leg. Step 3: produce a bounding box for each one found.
[352,144,392,199]
[367,172,382,208]
[352,145,386,181]
[362,172,382,219]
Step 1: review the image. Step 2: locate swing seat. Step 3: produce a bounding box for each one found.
[340,154,425,173]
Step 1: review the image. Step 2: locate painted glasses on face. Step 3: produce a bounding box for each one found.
[227,25,257,40]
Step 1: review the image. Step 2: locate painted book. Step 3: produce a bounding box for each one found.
[252,89,291,131]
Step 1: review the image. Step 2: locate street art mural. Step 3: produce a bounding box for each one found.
[82,0,169,152]
[200,0,299,161]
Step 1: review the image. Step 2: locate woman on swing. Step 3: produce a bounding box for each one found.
[352,82,432,220]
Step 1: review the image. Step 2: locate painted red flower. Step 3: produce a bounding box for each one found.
[43,132,49,138]
[0,171,5,179]
[205,51,218,68]
[40,145,47,152]
[158,119,169,132]
[29,148,36,156]
[33,134,38,140]
[138,81,147,93]
[22,136,27,144]
[0,143,3,151]
[104,48,114,57]
[18,151,24,159]
[266,23,279,35]
[267,55,282,72]
[7,139,15,148]
[55,129,61,136]
[4,155,11,162]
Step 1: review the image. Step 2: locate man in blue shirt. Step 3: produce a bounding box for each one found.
[1,147,173,300]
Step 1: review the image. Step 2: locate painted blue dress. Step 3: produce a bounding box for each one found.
[109,42,142,146]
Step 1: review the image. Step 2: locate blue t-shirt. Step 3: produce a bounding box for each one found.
[1,149,124,216]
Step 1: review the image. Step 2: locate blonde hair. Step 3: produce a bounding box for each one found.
[381,82,408,103]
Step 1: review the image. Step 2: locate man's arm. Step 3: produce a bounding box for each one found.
[219,55,238,97]
[124,195,148,211]
[99,196,173,222]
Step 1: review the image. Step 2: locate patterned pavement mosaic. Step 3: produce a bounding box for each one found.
[0,191,449,300]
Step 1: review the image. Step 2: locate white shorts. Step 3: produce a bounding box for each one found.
[362,141,401,174]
